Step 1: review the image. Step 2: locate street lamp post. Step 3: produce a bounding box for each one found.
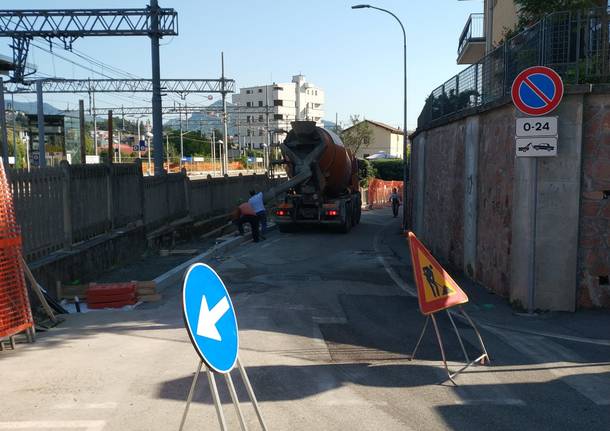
[352,4,409,230]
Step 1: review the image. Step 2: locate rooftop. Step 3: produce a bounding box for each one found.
[344,119,404,135]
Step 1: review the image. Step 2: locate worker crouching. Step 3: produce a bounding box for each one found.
[232,201,260,242]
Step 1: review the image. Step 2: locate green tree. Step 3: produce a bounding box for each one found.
[514,0,600,24]
[341,115,372,156]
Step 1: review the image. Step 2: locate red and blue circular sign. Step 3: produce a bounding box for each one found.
[511,66,564,116]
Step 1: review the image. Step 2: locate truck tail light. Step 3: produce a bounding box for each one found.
[326,209,338,217]
[276,209,287,216]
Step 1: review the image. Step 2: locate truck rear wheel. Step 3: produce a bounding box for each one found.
[279,224,296,233]
[339,205,352,233]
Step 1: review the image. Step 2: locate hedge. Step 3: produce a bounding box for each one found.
[370,159,404,181]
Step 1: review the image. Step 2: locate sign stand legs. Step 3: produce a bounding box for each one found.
[179,358,268,431]
[410,315,429,360]
[224,372,248,431]
[206,364,228,431]
[237,357,269,431]
[430,314,456,385]
[179,361,204,431]
[446,309,469,363]
[408,307,490,386]
[460,307,490,365]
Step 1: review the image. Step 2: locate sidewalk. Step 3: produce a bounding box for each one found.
[377,208,610,344]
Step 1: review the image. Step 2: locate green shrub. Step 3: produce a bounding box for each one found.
[370,159,404,181]
[357,158,376,188]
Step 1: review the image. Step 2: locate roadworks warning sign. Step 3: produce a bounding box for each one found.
[408,232,469,315]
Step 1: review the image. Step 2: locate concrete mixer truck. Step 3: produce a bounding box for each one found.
[264,121,361,233]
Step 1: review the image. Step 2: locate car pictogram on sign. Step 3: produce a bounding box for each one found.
[533,142,555,151]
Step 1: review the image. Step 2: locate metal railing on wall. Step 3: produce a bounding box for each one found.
[8,160,281,262]
[418,8,610,130]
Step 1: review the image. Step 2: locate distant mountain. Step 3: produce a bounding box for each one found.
[164,100,239,135]
[6,100,62,115]
[323,120,339,131]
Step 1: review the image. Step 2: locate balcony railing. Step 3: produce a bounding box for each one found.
[458,13,485,57]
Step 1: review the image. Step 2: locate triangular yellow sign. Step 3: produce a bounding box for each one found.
[408,232,469,315]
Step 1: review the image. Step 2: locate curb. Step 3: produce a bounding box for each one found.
[153,223,276,293]
[154,234,246,293]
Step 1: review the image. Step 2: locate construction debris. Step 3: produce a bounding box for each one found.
[159,249,199,256]
[55,280,162,310]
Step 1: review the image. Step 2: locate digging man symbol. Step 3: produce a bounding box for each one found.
[422,265,449,298]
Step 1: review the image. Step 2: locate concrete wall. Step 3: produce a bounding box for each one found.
[27,173,284,298]
[578,93,610,308]
[410,86,609,311]
[420,119,465,270]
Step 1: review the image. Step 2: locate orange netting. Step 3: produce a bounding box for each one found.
[367,178,404,209]
[0,161,33,338]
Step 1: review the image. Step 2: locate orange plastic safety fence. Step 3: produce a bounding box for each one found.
[367,178,404,209]
[0,161,33,338]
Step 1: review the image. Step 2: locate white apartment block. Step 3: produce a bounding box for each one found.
[231,74,324,149]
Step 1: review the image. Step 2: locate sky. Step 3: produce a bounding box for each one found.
[0,0,483,130]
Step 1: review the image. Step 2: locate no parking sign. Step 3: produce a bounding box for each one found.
[512,66,563,157]
[511,66,564,116]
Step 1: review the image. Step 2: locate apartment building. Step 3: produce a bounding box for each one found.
[231,75,324,148]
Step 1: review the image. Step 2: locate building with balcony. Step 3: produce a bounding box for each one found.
[231,75,324,149]
[457,1,519,64]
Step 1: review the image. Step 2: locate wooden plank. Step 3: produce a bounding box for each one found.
[20,257,57,323]
[136,281,157,290]
[138,293,162,302]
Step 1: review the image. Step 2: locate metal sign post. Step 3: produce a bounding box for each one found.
[180,263,268,431]
[511,66,564,313]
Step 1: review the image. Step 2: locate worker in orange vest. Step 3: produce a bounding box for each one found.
[232,200,260,242]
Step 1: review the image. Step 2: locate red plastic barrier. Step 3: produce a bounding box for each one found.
[87,282,137,309]
[367,179,404,209]
[0,161,33,338]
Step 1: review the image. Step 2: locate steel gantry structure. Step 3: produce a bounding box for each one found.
[0,1,177,174]
[5,79,236,96]
[0,6,178,83]
[4,77,235,173]
[79,106,266,116]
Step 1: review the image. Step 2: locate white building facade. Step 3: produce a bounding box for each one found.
[231,75,324,149]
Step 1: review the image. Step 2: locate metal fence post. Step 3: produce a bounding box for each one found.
[576,10,582,84]
[106,164,114,231]
[539,17,546,65]
[60,160,72,249]
[474,63,480,104]
[182,168,191,216]
[165,173,170,224]
[135,158,145,222]
[503,43,508,96]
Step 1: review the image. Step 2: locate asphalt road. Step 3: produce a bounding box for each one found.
[1,208,609,430]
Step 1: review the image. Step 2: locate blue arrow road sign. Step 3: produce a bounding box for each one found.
[182,263,239,373]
